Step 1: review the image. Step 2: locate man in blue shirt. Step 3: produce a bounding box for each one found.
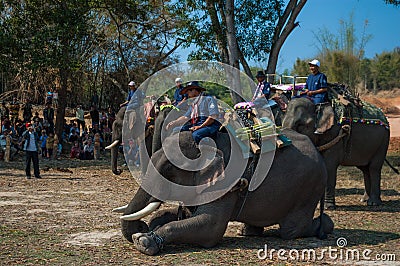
[121,81,140,108]
[166,81,220,144]
[303,59,328,104]
[173,78,188,108]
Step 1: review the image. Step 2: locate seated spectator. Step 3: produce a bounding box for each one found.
[125,139,140,167]
[39,130,48,158]
[82,138,94,160]
[32,112,41,123]
[0,130,17,160]
[68,129,79,143]
[70,141,81,159]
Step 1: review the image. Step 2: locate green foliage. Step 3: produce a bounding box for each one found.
[370,48,400,90]
[171,0,284,62]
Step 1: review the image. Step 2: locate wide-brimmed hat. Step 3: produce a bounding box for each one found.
[255,71,266,78]
[180,81,205,95]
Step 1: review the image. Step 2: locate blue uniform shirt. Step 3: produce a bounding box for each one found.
[173,85,188,106]
[126,89,145,110]
[305,72,328,104]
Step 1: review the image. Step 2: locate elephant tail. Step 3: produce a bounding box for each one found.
[385,158,399,174]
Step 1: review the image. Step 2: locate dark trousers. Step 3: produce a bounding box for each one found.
[25,150,40,177]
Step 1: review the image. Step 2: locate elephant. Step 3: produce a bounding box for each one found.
[105,105,154,175]
[114,129,334,255]
[282,97,390,209]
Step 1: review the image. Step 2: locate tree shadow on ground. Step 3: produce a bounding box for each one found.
[336,188,400,197]
[334,199,400,213]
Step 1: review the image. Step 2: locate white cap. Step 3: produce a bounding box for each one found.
[308,59,320,67]
[128,81,136,86]
[175,78,183,83]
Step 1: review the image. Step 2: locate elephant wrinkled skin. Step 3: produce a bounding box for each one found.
[118,129,333,255]
[283,98,390,209]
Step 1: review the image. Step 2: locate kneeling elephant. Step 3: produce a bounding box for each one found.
[115,130,333,255]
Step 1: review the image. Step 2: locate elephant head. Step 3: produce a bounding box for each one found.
[106,106,148,175]
[282,98,335,142]
[116,131,226,242]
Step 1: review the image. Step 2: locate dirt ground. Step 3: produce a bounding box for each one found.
[0,93,399,265]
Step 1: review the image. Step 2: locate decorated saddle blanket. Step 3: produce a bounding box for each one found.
[328,84,390,129]
[224,102,291,158]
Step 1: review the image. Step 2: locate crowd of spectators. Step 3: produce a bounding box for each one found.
[0,93,117,162]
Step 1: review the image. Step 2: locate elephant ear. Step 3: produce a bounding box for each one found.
[316,104,335,133]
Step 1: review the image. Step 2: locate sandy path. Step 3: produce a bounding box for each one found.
[388,105,400,137]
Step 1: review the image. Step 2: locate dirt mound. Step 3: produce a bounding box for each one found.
[361,95,400,115]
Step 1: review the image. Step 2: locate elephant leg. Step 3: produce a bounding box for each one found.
[357,165,371,202]
[132,198,235,255]
[239,224,264,236]
[366,162,383,206]
[325,164,339,210]
[148,207,192,231]
[311,213,334,238]
[279,207,315,240]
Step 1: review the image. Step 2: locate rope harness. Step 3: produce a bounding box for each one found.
[317,124,351,152]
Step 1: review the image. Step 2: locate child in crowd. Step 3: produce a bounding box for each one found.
[46,132,54,159]
[70,141,81,159]
[39,130,48,158]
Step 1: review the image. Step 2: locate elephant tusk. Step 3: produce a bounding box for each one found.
[120,202,161,221]
[105,140,120,150]
[112,204,129,213]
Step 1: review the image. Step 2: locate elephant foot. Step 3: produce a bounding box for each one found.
[312,213,334,239]
[238,224,264,236]
[367,197,382,206]
[132,232,163,256]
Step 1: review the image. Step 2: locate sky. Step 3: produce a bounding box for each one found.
[275,0,400,72]
[177,0,400,74]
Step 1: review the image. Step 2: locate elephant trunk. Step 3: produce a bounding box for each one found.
[121,187,160,242]
[110,138,122,175]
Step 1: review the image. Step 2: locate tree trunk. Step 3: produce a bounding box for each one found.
[225,0,242,104]
[266,0,307,81]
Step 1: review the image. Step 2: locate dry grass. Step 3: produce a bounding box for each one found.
[0,148,399,265]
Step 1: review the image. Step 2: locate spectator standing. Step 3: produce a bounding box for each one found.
[1,101,10,133]
[52,89,58,108]
[46,132,55,159]
[43,102,55,134]
[91,91,99,108]
[22,99,33,123]
[9,97,20,124]
[46,90,53,105]
[75,105,85,135]
[21,123,41,179]
[88,105,100,128]
[39,130,48,158]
